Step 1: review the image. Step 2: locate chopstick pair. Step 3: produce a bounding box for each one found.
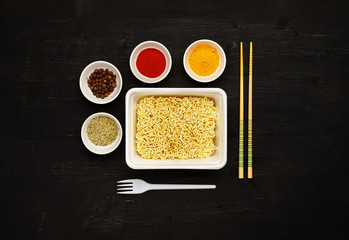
[239,42,253,179]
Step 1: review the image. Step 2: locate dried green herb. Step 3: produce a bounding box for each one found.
[87,116,118,146]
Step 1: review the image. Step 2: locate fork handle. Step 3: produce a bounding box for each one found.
[148,184,216,190]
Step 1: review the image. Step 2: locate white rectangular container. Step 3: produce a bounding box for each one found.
[125,88,227,169]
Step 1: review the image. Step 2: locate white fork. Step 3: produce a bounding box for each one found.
[117,179,216,194]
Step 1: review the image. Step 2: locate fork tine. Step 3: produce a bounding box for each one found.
[116,183,133,187]
[117,183,132,187]
[117,179,134,184]
[117,187,133,191]
[117,188,132,193]
[117,190,133,194]
[117,185,132,189]
[117,191,137,194]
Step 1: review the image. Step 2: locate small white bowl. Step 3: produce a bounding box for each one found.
[81,112,123,155]
[129,41,172,84]
[80,61,123,104]
[183,39,226,83]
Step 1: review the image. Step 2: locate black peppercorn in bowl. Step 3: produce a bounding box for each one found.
[80,61,123,104]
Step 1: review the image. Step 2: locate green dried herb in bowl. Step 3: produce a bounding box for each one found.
[87,116,118,146]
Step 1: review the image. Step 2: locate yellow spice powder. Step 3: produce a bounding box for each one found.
[189,44,219,76]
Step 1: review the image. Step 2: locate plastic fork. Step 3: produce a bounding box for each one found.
[117,179,216,194]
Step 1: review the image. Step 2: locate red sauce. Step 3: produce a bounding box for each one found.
[136,48,166,78]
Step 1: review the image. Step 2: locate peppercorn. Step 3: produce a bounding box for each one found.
[87,68,117,99]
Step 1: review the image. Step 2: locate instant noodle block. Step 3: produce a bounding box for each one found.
[125,88,227,169]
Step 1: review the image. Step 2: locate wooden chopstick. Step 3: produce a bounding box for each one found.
[239,42,244,179]
[248,42,253,179]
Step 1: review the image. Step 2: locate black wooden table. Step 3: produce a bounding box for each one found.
[1,0,348,239]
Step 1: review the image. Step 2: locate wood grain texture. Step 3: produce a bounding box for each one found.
[0,0,348,239]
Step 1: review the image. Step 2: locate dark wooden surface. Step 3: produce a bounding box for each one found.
[1,0,348,239]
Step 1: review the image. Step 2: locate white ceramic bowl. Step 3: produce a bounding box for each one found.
[183,39,226,83]
[80,61,123,104]
[129,41,172,84]
[125,88,227,169]
[81,112,123,155]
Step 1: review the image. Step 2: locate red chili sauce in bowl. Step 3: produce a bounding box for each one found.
[136,48,166,78]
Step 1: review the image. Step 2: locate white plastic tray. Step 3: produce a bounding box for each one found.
[125,88,227,169]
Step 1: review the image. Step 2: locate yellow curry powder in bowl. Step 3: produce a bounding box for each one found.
[189,44,219,76]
